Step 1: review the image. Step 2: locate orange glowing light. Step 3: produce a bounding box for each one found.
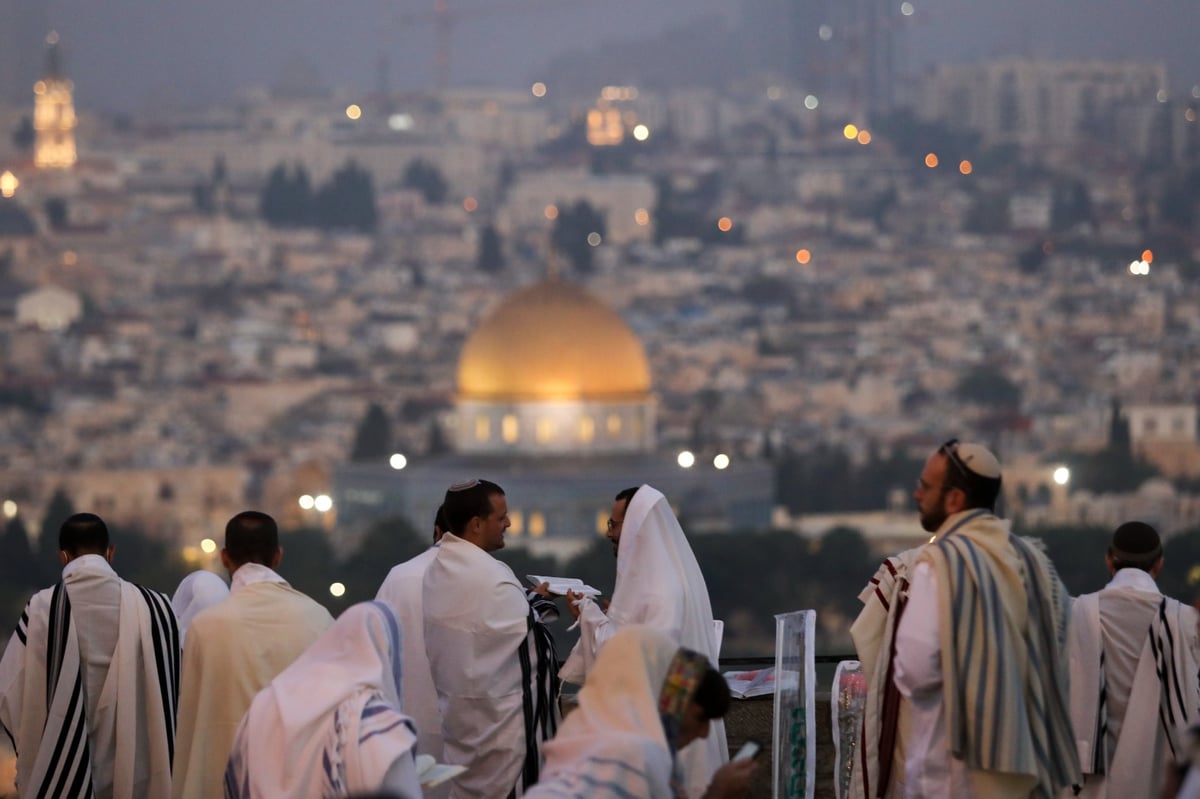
[924,153,939,168]
[843,124,859,140]
[959,160,973,175]
[795,249,812,264]
[1142,249,1153,263]
[463,196,478,212]
[717,216,733,232]
[634,208,650,226]
[857,130,872,144]
[544,205,559,220]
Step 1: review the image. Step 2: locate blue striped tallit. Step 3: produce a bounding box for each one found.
[930,523,1079,798]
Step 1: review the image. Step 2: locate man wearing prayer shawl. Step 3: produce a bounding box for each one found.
[172,511,333,799]
[224,601,421,798]
[528,626,755,799]
[559,485,728,799]
[1065,521,1200,798]
[0,512,180,799]
[376,505,449,780]
[423,480,560,799]
[171,571,229,646]
[891,440,1079,799]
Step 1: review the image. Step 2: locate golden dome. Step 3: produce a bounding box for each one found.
[458,279,651,402]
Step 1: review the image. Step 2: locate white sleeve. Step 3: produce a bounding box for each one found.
[380,751,422,799]
[892,561,942,699]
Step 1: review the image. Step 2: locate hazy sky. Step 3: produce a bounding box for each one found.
[40,0,1200,112]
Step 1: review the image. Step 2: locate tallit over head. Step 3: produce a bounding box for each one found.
[171,570,229,644]
[225,601,415,798]
[610,485,719,662]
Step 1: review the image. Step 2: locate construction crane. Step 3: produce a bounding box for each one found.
[388,0,571,93]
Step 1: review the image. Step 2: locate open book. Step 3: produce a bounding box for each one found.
[526,575,602,597]
[416,754,466,789]
[722,667,776,699]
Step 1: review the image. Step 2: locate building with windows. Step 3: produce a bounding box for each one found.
[333,275,773,556]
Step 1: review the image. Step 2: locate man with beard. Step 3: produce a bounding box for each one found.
[885,440,1078,798]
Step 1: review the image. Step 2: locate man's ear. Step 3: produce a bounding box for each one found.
[1151,556,1164,578]
[105,544,115,563]
[271,547,283,569]
[58,550,70,567]
[220,548,234,573]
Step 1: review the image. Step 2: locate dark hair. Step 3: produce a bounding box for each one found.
[692,667,731,720]
[442,480,505,536]
[59,512,110,555]
[224,511,280,567]
[433,504,449,542]
[1109,520,1163,572]
[614,486,639,506]
[939,444,1002,511]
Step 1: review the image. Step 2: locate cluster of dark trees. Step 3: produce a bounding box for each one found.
[259,161,378,232]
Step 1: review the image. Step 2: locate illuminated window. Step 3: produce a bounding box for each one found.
[502,415,519,443]
[536,416,556,444]
[579,415,595,443]
[596,511,608,535]
[509,510,524,536]
[606,414,622,436]
[529,511,546,538]
[475,415,490,442]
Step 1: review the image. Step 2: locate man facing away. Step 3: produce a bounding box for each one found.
[1066,521,1200,798]
[375,504,449,774]
[0,512,180,798]
[891,439,1078,798]
[559,484,728,799]
[423,480,560,799]
[171,510,333,799]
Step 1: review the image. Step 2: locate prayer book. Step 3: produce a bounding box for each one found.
[722,667,776,699]
[416,754,467,788]
[525,575,602,597]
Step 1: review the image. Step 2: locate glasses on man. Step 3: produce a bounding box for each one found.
[939,438,971,480]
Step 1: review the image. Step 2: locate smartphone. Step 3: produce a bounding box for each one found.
[733,739,763,762]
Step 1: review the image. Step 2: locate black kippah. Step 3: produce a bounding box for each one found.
[1110,521,1162,562]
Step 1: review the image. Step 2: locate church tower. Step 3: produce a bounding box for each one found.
[33,31,77,170]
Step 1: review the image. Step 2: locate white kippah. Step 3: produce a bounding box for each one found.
[448,479,480,492]
[954,442,1002,479]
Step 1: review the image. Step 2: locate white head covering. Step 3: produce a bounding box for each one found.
[226,601,416,798]
[537,626,705,796]
[171,570,229,644]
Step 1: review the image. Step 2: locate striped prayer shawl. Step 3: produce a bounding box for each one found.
[1150,596,1200,761]
[0,578,179,799]
[513,600,561,798]
[930,521,1079,798]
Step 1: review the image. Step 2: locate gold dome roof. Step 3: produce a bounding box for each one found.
[458,279,651,402]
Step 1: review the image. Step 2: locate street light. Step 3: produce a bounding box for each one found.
[389,453,407,470]
[2,500,17,519]
[329,582,346,597]
[677,450,695,468]
[200,538,217,554]
[1052,466,1070,486]
[314,494,333,513]
[713,453,731,470]
[299,494,315,510]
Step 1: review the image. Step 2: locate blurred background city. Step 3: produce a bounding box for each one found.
[1,0,1200,684]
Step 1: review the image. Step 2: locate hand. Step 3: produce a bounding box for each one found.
[566,589,584,621]
[532,581,553,598]
[702,758,757,799]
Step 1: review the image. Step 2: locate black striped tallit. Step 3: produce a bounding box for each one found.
[35,583,96,799]
[135,584,181,764]
[512,600,561,797]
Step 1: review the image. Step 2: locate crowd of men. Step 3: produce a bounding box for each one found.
[0,441,1198,798]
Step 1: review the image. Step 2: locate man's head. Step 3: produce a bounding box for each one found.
[433,504,449,544]
[58,512,114,564]
[442,479,509,552]
[914,438,1002,533]
[1106,520,1163,577]
[677,666,731,749]
[606,486,639,556]
[220,510,282,573]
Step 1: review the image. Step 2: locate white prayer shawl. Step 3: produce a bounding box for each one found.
[1067,570,1200,799]
[172,565,333,799]
[848,546,923,799]
[527,626,681,799]
[423,533,559,799]
[376,546,444,765]
[170,571,229,646]
[0,561,180,799]
[559,485,727,799]
[225,602,421,799]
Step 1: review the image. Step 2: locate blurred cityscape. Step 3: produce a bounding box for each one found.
[1,1,1200,648]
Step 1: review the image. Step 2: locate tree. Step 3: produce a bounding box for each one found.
[44,197,69,230]
[260,163,314,228]
[551,200,606,274]
[11,116,35,151]
[955,366,1021,409]
[340,516,427,605]
[476,223,505,273]
[314,161,377,233]
[402,159,448,205]
[37,487,75,568]
[351,402,392,462]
